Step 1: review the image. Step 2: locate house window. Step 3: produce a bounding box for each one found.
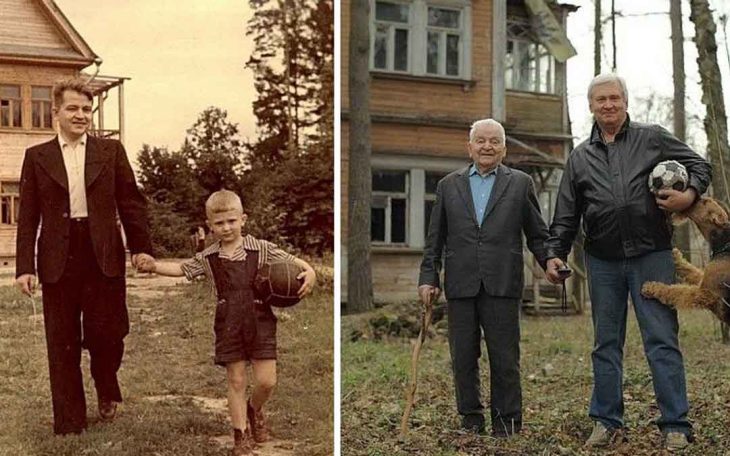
[505,19,556,94]
[424,171,447,237]
[373,1,411,72]
[371,0,470,78]
[0,181,20,225]
[32,86,53,129]
[372,170,408,244]
[426,7,462,76]
[0,85,22,128]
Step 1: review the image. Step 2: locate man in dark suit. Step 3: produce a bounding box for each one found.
[418,118,548,437]
[15,78,154,435]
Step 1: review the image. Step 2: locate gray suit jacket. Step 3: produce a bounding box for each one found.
[418,164,548,300]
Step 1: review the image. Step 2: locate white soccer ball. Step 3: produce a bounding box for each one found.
[648,160,688,194]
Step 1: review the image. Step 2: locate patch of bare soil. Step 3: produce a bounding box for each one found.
[126,272,188,300]
[146,395,298,455]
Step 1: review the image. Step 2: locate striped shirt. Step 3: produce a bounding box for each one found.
[180,234,297,297]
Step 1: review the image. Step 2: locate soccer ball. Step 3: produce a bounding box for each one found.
[648,160,688,194]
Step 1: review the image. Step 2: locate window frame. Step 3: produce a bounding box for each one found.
[370,0,471,79]
[0,84,23,129]
[31,86,53,130]
[0,180,20,225]
[505,18,557,95]
[371,0,413,73]
[371,170,410,245]
[425,5,463,77]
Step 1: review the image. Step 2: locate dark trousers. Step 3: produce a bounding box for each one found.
[41,220,127,434]
[447,286,522,434]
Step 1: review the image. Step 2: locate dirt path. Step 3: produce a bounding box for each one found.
[126,270,188,300]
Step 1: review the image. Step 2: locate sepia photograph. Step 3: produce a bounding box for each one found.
[1,0,333,455]
[341,0,730,454]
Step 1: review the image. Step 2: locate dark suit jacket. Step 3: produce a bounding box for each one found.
[419,164,548,300]
[15,136,153,284]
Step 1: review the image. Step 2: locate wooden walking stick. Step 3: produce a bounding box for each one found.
[399,290,435,437]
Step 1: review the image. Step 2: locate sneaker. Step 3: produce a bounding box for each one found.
[247,400,271,443]
[231,428,254,456]
[664,432,689,451]
[584,421,625,448]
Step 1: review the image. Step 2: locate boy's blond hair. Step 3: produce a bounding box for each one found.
[205,190,243,218]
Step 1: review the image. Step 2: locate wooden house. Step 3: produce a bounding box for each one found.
[0,0,127,264]
[342,0,584,309]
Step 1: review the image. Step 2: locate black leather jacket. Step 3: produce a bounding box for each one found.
[546,117,712,260]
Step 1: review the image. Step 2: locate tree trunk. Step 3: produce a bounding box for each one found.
[347,0,374,312]
[690,0,730,343]
[611,0,616,71]
[670,0,692,258]
[594,0,602,75]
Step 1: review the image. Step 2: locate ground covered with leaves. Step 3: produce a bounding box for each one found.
[0,262,333,456]
[342,303,730,455]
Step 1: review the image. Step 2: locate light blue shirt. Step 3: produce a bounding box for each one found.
[469,164,497,226]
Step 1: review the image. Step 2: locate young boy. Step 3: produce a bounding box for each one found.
[137,190,316,455]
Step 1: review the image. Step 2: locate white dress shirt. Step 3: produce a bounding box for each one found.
[58,133,89,218]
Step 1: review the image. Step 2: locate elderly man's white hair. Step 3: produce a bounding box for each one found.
[587,73,629,104]
[469,118,506,143]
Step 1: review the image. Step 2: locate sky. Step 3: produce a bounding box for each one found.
[54,0,257,162]
[564,0,730,153]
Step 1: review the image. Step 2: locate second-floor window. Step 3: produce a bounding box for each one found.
[505,18,557,94]
[32,86,53,129]
[0,85,22,128]
[373,1,411,72]
[426,7,462,77]
[371,0,470,79]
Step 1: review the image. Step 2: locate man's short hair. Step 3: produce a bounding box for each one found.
[587,73,629,103]
[205,189,243,217]
[469,118,506,143]
[53,78,94,107]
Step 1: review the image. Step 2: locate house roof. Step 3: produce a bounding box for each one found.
[505,135,565,169]
[0,0,97,67]
[81,73,130,96]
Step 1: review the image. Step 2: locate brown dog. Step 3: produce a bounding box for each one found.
[641,196,730,325]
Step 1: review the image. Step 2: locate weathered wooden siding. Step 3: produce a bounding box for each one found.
[0,64,74,176]
[0,0,69,49]
[341,249,424,303]
[342,0,493,119]
[505,91,564,134]
[0,227,16,260]
[370,250,423,302]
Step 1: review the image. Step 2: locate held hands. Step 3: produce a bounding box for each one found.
[418,284,441,307]
[546,258,572,284]
[655,187,697,212]
[297,267,317,298]
[132,253,156,273]
[15,273,36,297]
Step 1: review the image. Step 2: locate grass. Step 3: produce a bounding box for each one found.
[342,305,730,455]
[0,261,333,456]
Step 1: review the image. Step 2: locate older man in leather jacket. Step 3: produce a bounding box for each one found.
[544,74,711,451]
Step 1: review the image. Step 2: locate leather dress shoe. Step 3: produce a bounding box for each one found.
[98,400,117,422]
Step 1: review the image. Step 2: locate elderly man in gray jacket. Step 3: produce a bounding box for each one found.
[418,118,549,437]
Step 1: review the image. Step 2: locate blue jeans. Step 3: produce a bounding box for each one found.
[586,250,690,435]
